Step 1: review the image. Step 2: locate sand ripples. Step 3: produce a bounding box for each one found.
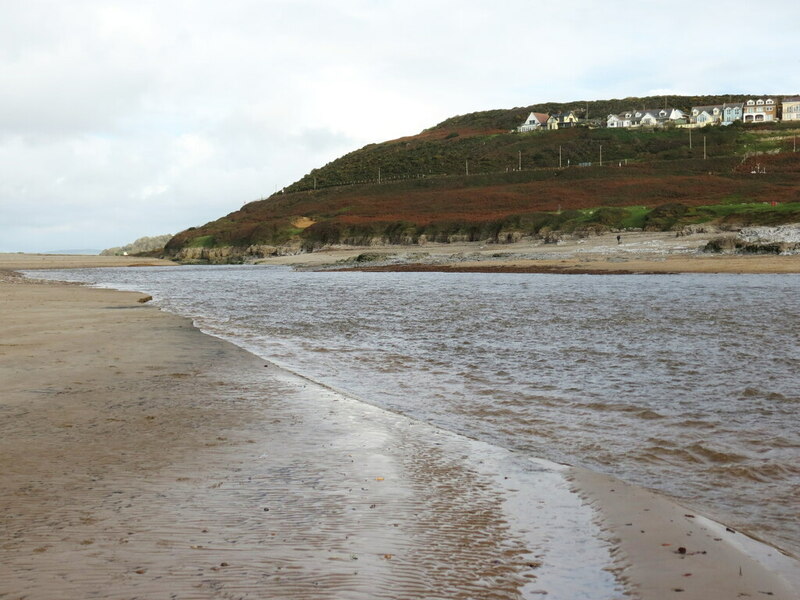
[2,323,622,600]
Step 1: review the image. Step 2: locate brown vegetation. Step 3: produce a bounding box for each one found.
[164,103,800,258]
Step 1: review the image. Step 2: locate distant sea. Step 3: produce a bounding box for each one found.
[30,265,800,557]
[39,249,101,255]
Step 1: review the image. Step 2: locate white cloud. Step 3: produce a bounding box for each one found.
[1,0,799,252]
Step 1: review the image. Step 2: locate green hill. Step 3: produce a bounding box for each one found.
[165,96,800,260]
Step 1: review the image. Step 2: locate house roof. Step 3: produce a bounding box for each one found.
[640,108,685,119]
[783,96,800,102]
[608,108,685,123]
[520,112,549,126]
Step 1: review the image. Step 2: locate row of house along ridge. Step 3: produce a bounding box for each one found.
[517,97,800,132]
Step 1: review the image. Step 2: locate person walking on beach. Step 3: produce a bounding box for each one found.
[616,235,621,244]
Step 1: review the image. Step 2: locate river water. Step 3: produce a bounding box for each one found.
[32,266,800,557]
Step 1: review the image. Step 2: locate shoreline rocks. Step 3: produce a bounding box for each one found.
[703,223,800,255]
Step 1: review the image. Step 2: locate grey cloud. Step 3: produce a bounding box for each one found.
[1,0,799,252]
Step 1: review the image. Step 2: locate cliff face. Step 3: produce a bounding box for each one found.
[173,244,303,264]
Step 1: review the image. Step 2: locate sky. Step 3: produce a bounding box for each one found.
[1,0,799,253]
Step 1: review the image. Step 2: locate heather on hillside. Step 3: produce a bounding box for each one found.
[164,97,800,258]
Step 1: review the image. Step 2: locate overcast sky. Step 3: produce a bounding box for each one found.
[1,0,798,252]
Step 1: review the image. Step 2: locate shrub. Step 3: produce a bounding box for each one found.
[588,206,628,227]
[643,203,688,230]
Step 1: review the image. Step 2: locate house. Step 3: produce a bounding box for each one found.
[516,112,549,132]
[547,111,580,130]
[690,103,742,126]
[691,105,724,126]
[639,108,686,127]
[743,98,777,122]
[782,97,800,122]
[722,102,743,125]
[607,108,685,128]
[607,111,635,128]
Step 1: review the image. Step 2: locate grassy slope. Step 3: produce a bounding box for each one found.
[166,97,800,253]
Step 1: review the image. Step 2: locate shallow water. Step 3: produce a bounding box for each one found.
[32,266,800,556]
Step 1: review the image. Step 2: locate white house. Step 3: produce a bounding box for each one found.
[641,108,686,126]
[517,112,549,132]
[608,108,685,128]
[691,105,724,126]
[607,112,634,128]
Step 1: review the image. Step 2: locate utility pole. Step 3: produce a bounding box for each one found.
[559,145,562,168]
[518,150,522,171]
[465,160,469,176]
[703,136,707,160]
[689,128,693,149]
[378,167,381,184]
[599,144,603,167]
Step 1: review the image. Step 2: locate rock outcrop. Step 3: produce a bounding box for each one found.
[174,243,302,264]
[703,224,800,255]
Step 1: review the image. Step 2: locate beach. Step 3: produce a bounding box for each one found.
[254,230,800,274]
[1,255,799,599]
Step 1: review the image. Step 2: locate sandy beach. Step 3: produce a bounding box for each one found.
[1,256,798,599]
[0,253,178,270]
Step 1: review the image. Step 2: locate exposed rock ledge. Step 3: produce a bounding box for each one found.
[174,244,303,264]
[704,224,800,255]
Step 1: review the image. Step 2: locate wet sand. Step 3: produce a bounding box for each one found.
[2,259,798,599]
[571,468,800,599]
[327,254,800,275]
[0,253,177,270]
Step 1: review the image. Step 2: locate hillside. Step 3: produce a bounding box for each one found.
[101,234,173,256]
[164,96,800,260]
